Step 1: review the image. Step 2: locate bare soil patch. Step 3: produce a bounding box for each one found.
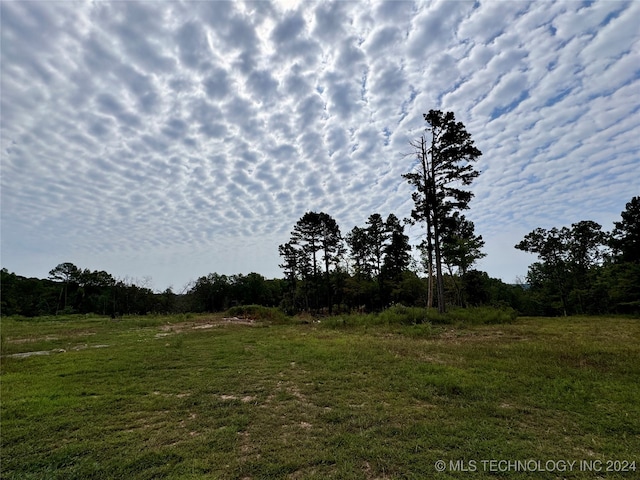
[4,349,66,359]
[157,316,258,336]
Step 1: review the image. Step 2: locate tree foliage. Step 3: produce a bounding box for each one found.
[1,265,161,316]
[382,213,412,281]
[403,109,482,313]
[610,196,640,264]
[278,211,343,313]
[515,211,639,316]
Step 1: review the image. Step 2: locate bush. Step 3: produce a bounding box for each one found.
[378,304,431,325]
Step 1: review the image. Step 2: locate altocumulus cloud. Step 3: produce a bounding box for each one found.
[1,0,638,290]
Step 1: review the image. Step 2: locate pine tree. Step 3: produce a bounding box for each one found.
[382,213,411,280]
[284,211,342,313]
[404,110,481,313]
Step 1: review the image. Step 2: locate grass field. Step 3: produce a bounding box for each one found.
[1,312,639,479]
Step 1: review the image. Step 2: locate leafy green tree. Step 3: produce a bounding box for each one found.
[568,221,609,313]
[460,269,491,306]
[112,277,156,315]
[440,213,486,306]
[597,197,640,314]
[189,273,231,312]
[515,221,608,315]
[75,269,116,314]
[264,278,287,308]
[1,268,58,316]
[79,269,116,288]
[233,272,271,306]
[569,221,609,274]
[342,274,377,312]
[158,288,177,313]
[599,262,640,314]
[345,226,371,310]
[404,110,482,313]
[610,196,640,264]
[390,271,428,306]
[516,227,572,315]
[0,268,19,315]
[441,213,486,277]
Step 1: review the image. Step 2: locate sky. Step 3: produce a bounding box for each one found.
[1,0,639,293]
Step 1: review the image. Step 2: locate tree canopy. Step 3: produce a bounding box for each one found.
[403,109,482,313]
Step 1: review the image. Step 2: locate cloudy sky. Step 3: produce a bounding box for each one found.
[1,0,638,292]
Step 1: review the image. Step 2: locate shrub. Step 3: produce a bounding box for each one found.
[378,304,431,325]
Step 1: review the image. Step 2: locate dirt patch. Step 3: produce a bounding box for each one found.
[152,391,191,398]
[4,348,66,359]
[4,343,109,359]
[71,344,109,351]
[193,324,216,329]
[219,394,255,403]
[157,316,258,336]
[221,316,255,325]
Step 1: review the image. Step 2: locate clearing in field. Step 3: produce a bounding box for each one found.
[1,313,639,479]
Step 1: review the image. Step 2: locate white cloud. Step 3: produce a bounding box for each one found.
[1,0,638,290]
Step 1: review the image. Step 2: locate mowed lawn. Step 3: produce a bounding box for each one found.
[1,314,639,479]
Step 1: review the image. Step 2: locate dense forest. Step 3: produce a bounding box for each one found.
[2,111,638,318]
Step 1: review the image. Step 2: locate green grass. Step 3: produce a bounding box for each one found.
[1,313,639,479]
[321,305,518,329]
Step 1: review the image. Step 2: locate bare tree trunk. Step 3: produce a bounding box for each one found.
[427,259,433,308]
[419,136,436,311]
[433,216,446,314]
[429,133,446,314]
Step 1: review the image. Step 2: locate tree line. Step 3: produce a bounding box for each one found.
[2,110,637,317]
[515,196,639,316]
[0,265,288,317]
[2,197,637,317]
[1,264,170,317]
[278,211,414,314]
